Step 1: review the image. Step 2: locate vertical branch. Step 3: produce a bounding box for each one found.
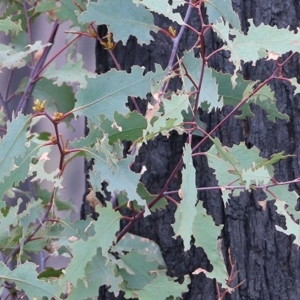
[15,20,59,115]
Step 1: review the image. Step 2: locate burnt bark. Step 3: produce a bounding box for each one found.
[83,1,300,299]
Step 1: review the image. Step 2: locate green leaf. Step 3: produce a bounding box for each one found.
[0,16,22,34]
[172,144,197,251]
[122,270,190,300]
[116,183,168,211]
[67,248,122,299]
[213,19,300,76]
[18,199,44,260]
[56,0,88,28]
[0,199,21,248]
[71,119,104,148]
[0,139,43,206]
[204,0,241,30]
[0,113,32,185]
[112,233,166,267]
[266,185,299,220]
[0,41,50,71]
[79,0,159,45]
[61,204,121,288]
[212,71,289,122]
[29,149,63,188]
[103,111,147,144]
[0,262,59,299]
[38,267,64,279]
[132,0,184,25]
[182,51,223,111]
[275,199,300,246]
[33,78,76,113]
[206,138,279,204]
[241,167,270,189]
[42,54,96,88]
[147,94,190,137]
[118,250,158,289]
[73,65,166,124]
[192,203,228,287]
[86,138,151,215]
[289,77,300,95]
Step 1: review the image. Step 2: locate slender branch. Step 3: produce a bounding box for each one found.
[167,0,194,69]
[15,20,59,115]
[116,49,296,243]
[23,1,34,63]
[34,35,81,81]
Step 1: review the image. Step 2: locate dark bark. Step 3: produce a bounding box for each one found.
[83,1,300,299]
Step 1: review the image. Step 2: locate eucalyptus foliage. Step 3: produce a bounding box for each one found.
[0,0,299,299]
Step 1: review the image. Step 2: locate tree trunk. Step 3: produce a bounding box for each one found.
[83,1,300,299]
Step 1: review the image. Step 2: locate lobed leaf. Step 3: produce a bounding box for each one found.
[67,248,122,299]
[0,41,50,71]
[61,204,121,289]
[205,138,282,204]
[0,262,59,299]
[172,144,198,251]
[0,113,32,185]
[205,0,241,30]
[122,270,190,300]
[86,139,151,215]
[213,19,300,81]
[213,71,289,122]
[132,0,184,25]
[42,54,96,88]
[192,203,228,287]
[79,0,158,45]
[73,65,166,124]
[112,233,166,267]
[0,16,22,35]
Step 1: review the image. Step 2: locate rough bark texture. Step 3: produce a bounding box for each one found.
[82,1,300,299]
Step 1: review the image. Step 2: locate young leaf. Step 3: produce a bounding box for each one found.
[0,16,22,35]
[0,113,32,184]
[73,64,166,124]
[172,144,197,251]
[0,262,59,299]
[192,202,228,287]
[79,0,159,45]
